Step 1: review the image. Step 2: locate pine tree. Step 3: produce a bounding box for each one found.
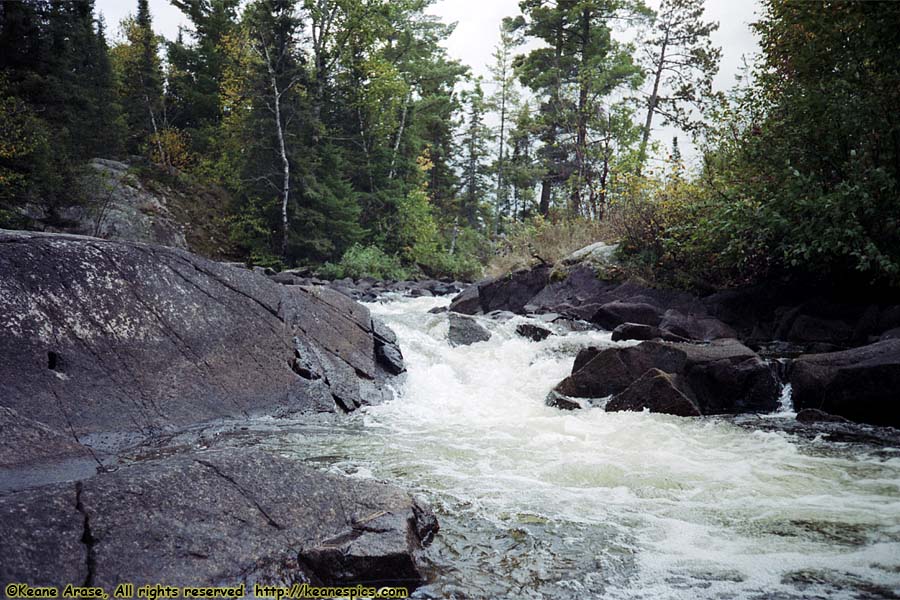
[514,0,643,218]
[112,0,165,159]
[638,0,721,170]
[488,17,523,233]
[459,80,494,229]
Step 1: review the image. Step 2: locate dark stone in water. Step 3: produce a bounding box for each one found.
[448,314,491,347]
[792,339,900,427]
[516,323,553,342]
[550,340,779,416]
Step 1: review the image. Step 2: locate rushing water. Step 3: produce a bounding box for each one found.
[268,296,900,599]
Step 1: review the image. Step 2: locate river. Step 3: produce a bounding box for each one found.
[268,296,900,599]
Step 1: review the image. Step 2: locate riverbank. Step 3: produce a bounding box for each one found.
[0,230,435,590]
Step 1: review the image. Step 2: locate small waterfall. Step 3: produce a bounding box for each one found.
[268,296,900,600]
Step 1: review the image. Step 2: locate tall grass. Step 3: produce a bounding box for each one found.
[487,217,616,277]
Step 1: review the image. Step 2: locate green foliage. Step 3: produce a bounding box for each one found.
[696,0,900,286]
[320,244,409,281]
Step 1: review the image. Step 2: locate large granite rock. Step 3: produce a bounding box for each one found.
[0,449,437,589]
[791,339,900,427]
[49,159,189,249]
[0,230,436,593]
[0,230,399,463]
[548,339,779,416]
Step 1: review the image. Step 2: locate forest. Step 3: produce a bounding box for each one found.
[1,0,899,290]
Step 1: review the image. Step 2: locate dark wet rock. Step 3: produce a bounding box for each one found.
[611,323,687,343]
[0,449,437,589]
[550,340,779,415]
[606,369,702,417]
[373,318,405,376]
[0,231,402,453]
[787,315,855,345]
[658,310,737,341]
[516,323,553,342]
[590,301,663,330]
[796,408,851,424]
[448,285,481,314]
[525,265,617,313]
[544,390,589,411]
[879,327,900,341]
[476,265,552,314]
[428,306,448,314]
[791,339,900,427]
[554,343,686,400]
[447,314,491,347]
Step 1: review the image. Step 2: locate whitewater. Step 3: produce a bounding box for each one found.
[269,295,900,599]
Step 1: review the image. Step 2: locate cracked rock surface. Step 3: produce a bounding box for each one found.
[0,449,437,588]
[0,230,432,590]
[0,229,402,463]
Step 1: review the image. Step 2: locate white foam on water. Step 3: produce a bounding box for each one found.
[280,295,900,599]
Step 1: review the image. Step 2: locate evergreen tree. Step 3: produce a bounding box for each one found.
[488,17,523,232]
[638,0,720,169]
[167,0,240,155]
[459,80,494,229]
[514,0,643,218]
[112,0,166,159]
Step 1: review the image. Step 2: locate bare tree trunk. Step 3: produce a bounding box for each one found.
[639,29,669,174]
[262,44,292,259]
[539,178,552,217]
[389,91,411,180]
[494,84,507,235]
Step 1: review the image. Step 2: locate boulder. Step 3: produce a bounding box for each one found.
[447,314,491,347]
[590,301,663,330]
[44,159,189,250]
[791,339,900,427]
[515,323,553,342]
[658,309,737,341]
[373,318,406,376]
[606,369,702,417]
[549,340,779,415]
[525,265,617,314]
[786,314,855,345]
[476,265,552,314]
[447,285,481,314]
[0,230,400,448]
[561,241,619,266]
[611,323,687,343]
[0,449,437,589]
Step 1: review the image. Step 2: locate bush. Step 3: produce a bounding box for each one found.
[608,172,771,290]
[488,216,614,277]
[319,244,409,280]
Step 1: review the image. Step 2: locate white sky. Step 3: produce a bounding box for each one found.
[96,0,761,166]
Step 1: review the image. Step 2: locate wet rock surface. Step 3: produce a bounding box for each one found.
[448,314,492,347]
[0,230,434,591]
[548,339,779,416]
[791,339,900,427]
[0,449,437,589]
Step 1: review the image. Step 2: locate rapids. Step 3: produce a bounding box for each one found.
[269,296,900,599]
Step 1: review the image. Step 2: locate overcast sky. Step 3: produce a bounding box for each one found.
[96,0,761,166]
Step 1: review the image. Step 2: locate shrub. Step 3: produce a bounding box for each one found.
[320,244,409,280]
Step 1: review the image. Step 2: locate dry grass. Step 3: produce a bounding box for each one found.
[487,218,618,278]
